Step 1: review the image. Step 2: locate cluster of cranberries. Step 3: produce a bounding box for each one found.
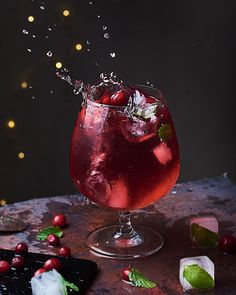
[0,242,28,275]
[46,214,71,258]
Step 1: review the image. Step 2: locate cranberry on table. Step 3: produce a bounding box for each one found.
[218,234,236,253]
[11,256,25,269]
[34,268,47,277]
[15,242,28,255]
[52,214,67,228]
[122,267,131,282]
[43,258,61,271]
[47,234,60,247]
[0,261,10,274]
[58,246,71,257]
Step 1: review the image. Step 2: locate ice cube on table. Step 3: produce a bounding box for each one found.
[31,269,65,295]
[179,256,214,291]
[190,214,219,247]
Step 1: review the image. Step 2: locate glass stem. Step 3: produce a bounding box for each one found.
[114,211,136,239]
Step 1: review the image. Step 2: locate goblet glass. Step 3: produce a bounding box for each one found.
[70,83,180,259]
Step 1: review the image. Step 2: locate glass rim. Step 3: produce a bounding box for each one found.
[84,84,165,109]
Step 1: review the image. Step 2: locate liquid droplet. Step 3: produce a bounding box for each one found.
[40,5,45,10]
[86,40,90,45]
[104,33,109,39]
[48,27,52,31]
[110,52,116,58]
[27,49,32,52]
[22,29,29,35]
[46,51,53,57]
[102,26,107,30]
[49,90,54,94]
[32,34,36,38]
[45,35,49,39]
[89,1,93,4]
[32,96,35,99]
[97,15,101,18]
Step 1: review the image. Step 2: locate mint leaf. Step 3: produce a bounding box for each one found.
[128,268,156,288]
[60,276,79,294]
[183,264,214,289]
[191,223,219,247]
[36,226,63,241]
[158,124,173,141]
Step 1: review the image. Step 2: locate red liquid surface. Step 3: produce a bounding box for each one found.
[70,99,180,210]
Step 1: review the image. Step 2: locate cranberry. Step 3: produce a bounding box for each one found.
[101,94,111,105]
[34,268,47,277]
[122,267,131,282]
[0,261,10,274]
[11,256,25,269]
[52,214,67,228]
[111,91,129,106]
[15,242,28,255]
[218,234,236,253]
[58,246,71,257]
[47,234,60,247]
[43,258,61,271]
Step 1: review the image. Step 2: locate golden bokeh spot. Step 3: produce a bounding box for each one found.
[63,10,70,17]
[28,16,35,22]
[55,62,63,69]
[8,120,15,128]
[75,43,82,51]
[18,152,25,159]
[21,81,28,89]
[0,199,7,206]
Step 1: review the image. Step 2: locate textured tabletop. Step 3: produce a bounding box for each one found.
[0,176,236,294]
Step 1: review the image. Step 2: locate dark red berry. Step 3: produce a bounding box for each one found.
[11,256,25,269]
[111,91,129,106]
[52,214,67,228]
[34,268,47,277]
[43,258,61,271]
[15,242,28,255]
[218,234,236,253]
[101,94,111,105]
[0,261,10,274]
[58,246,71,257]
[47,234,60,247]
[122,267,131,282]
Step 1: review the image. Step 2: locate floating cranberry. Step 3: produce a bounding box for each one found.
[34,268,47,277]
[47,234,60,247]
[11,256,25,269]
[0,261,10,274]
[43,258,61,271]
[101,94,111,105]
[15,242,28,255]
[111,91,129,106]
[122,267,131,282]
[218,234,236,253]
[52,214,67,228]
[58,246,71,257]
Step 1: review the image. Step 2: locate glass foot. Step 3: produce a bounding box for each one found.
[87,225,164,259]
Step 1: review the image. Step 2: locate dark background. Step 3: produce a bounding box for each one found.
[0,0,235,204]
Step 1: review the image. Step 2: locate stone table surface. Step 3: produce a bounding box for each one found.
[0,176,236,294]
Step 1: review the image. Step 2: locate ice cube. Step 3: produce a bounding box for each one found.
[179,256,214,291]
[190,214,219,248]
[153,142,172,165]
[31,269,65,295]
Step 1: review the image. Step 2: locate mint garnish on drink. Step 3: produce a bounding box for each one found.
[36,226,63,240]
[191,223,219,247]
[128,268,157,288]
[158,124,173,141]
[183,264,214,289]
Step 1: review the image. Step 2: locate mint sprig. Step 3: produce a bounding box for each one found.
[36,226,63,240]
[191,223,219,247]
[183,264,214,289]
[61,276,79,294]
[128,268,157,288]
[158,124,173,141]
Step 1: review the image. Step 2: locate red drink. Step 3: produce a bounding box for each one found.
[70,85,180,210]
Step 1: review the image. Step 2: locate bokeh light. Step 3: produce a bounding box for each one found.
[21,81,28,89]
[63,10,70,17]
[18,152,25,159]
[8,120,15,128]
[75,43,83,51]
[28,16,35,22]
[55,62,63,69]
